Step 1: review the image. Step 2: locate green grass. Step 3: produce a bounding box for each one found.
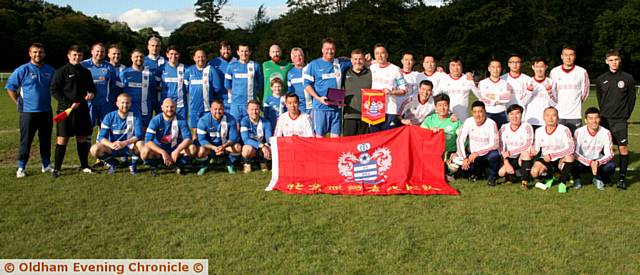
[1,84,639,273]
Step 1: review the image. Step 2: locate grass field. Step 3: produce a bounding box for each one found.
[1,84,639,273]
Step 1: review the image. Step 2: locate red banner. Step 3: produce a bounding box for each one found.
[266,126,459,196]
[361,89,386,125]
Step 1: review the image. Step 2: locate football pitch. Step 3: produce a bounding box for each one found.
[0,85,639,273]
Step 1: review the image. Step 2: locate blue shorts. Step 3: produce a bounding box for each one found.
[230,104,247,121]
[313,109,341,136]
[88,101,115,126]
[142,115,153,128]
[176,107,187,122]
[189,111,207,129]
[109,147,132,158]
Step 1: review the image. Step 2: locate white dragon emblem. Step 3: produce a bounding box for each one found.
[338,143,392,183]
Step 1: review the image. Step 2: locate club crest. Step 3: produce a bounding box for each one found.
[338,143,392,184]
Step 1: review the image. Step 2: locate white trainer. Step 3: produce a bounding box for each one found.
[16,168,26,178]
[81,167,94,174]
[41,165,54,173]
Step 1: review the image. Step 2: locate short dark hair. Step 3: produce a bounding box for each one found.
[192,48,205,56]
[605,49,621,59]
[419,79,433,88]
[433,94,450,104]
[532,56,547,65]
[238,43,251,50]
[270,77,283,87]
[131,48,145,55]
[285,92,299,102]
[471,100,485,110]
[166,45,179,53]
[67,45,82,53]
[585,107,600,116]
[507,104,523,114]
[562,44,576,53]
[211,99,224,107]
[29,43,44,51]
[373,43,386,52]
[508,53,522,60]
[107,44,120,51]
[449,56,463,66]
[322,38,335,46]
[544,106,558,114]
[402,51,415,60]
[91,42,105,50]
[247,99,261,108]
[489,56,501,65]
[219,40,231,49]
[351,49,364,56]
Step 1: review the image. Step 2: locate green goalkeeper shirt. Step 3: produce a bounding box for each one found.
[421,113,461,153]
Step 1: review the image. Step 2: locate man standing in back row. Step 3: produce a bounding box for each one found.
[5,43,56,178]
[596,49,636,190]
[549,45,590,133]
[50,45,96,177]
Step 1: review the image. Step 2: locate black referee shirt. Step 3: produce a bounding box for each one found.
[596,70,636,120]
[50,63,96,110]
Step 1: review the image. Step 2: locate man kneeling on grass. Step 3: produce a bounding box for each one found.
[453,101,501,186]
[498,104,534,190]
[530,107,575,193]
[421,94,461,182]
[574,107,615,190]
[240,100,273,173]
[195,100,242,175]
[90,93,144,175]
[141,98,192,176]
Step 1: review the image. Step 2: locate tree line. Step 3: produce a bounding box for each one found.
[2,0,640,78]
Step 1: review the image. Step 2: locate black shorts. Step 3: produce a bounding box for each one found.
[559,119,582,134]
[507,157,520,169]
[601,118,628,146]
[536,158,560,173]
[56,102,93,137]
